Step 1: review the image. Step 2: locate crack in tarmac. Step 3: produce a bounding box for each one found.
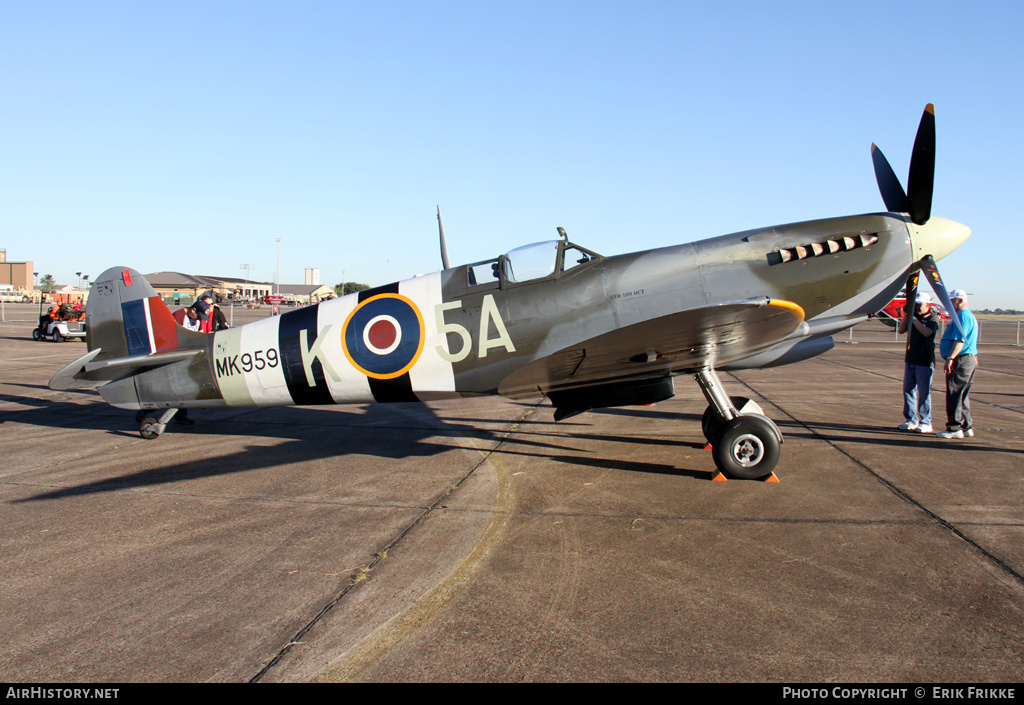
[251,403,538,683]
[727,370,1024,589]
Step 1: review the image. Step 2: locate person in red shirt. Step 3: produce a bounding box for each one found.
[172,307,202,331]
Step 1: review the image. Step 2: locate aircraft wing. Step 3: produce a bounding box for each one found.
[498,297,805,399]
[48,347,203,390]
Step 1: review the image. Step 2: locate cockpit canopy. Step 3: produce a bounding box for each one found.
[465,238,602,289]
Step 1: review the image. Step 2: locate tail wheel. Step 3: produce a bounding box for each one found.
[712,415,780,480]
[139,418,165,440]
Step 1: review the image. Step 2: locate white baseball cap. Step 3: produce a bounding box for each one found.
[915,292,931,304]
[948,289,968,300]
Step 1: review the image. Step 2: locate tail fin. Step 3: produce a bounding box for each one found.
[86,267,188,360]
[49,267,205,391]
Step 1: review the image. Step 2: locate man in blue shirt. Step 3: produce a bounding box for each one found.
[937,289,979,439]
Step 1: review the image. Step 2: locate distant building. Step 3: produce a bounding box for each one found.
[144,272,225,304]
[196,274,275,302]
[277,283,335,303]
[0,249,34,292]
[145,272,271,304]
[144,272,331,304]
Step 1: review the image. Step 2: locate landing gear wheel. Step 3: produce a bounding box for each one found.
[712,415,780,480]
[139,417,165,440]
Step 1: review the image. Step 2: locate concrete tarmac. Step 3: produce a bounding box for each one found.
[1,304,1022,682]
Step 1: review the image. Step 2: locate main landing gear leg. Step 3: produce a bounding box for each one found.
[693,369,781,480]
[137,408,179,440]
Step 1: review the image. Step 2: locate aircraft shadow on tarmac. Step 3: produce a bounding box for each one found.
[599,403,1018,454]
[0,389,133,431]
[448,407,712,479]
[8,390,1013,504]
[763,418,1017,454]
[585,406,1017,462]
[539,453,707,480]
[9,395,674,502]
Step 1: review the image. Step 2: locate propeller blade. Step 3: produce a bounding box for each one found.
[904,270,920,352]
[920,254,965,338]
[906,271,920,303]
[906,104,936,225]
[872,143,908,213]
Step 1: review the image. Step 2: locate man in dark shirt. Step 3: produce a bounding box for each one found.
[190,294,214,333]
[896,292,940,433]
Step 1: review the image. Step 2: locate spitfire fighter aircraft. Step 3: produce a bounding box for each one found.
[51,105,970,480]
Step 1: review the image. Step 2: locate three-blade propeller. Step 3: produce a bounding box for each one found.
[872,104,965,338]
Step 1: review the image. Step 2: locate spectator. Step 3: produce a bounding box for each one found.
[937,289,979,439]
[896,292,939,433]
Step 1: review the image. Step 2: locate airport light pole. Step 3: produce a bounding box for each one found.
[240,263,254,300]
[275,238,282,295]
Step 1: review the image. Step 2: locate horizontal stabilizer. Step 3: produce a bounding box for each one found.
[48,347,202,390]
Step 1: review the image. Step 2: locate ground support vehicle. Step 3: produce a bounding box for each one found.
[33,318,87,342]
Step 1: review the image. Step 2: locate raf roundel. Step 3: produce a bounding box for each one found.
[342,294,425,379]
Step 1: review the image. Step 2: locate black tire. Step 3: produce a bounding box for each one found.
[712,415,780,480]
[32,328,41,341]
[139,418,163,440]
[701,396,752,443]
[51,329,62,343]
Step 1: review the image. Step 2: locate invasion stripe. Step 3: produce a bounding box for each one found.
[278,304,335,405]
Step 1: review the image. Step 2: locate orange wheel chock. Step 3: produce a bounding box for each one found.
[711,471,779,482]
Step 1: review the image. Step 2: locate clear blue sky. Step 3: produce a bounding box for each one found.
[2,1,1021,309]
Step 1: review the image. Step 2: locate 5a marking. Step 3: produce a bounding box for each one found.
[216,347,280,378]
[436,294,516,363]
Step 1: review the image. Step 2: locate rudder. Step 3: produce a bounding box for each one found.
[86,267,182,360]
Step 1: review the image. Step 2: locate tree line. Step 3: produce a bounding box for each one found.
[334,282,370,296]
[977,308,1023,316]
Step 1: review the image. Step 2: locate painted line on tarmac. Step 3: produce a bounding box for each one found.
[727,371,1024,589]
[253,403,537,683]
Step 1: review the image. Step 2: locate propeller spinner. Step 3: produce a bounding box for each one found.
[872,104,970,337]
